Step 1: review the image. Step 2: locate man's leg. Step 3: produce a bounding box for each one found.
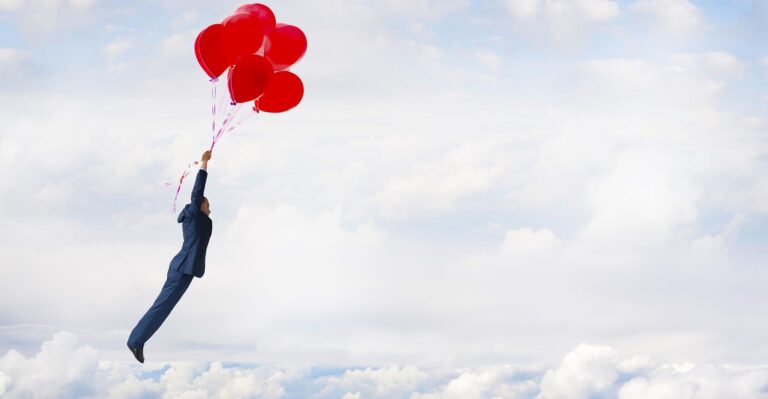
[128,268,193,348]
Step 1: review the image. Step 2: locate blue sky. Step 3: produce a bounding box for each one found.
[1,0,768,397]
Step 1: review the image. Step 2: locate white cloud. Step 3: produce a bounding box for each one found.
[163,30,197,58]
[579,149,700,251]
[500,227,560,258]
[0,0,98,38]
[105,37,131,59]
[0,332,301,398]
[4,333,768,398]
[68,0,95,10]
[628,0,703,37]
[374,141,505,219]
[504,0,619,22]
[537,344,622,398]
[321,366,429,397]
[504,0,540,20]
[557,0,619,21]
[567,57,764,253]
[502,0,620,42]
[270,0,452,97]
[0,332,100,398]
[402,40,444,68]
[0,0,22,11]
[671,51,745,79]
[412,365,539,399]
[0,48,29,70]
[476,49,502,72]
[379,0,469,17]
[160,361,295,399]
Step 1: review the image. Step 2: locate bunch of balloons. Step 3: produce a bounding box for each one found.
[195,3,307,113]
[169,3,307,213]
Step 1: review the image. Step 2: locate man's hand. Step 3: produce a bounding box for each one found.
[200,150,211,170]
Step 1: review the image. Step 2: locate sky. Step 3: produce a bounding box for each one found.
[1,0,768,397]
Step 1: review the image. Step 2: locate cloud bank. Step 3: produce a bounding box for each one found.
[3,333,768,398]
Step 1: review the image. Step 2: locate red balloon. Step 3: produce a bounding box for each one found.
[228,54,274,103]
[264,23,307,71]
[222,12,265,60]
[255,71,304,113]
[233,3,276,35]
[194,24,234,78]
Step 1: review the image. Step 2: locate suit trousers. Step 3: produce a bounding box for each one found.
[128,267,193,347]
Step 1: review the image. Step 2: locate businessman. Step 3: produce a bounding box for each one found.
[127,150,213,363]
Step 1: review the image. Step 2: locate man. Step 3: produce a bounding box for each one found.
[127,150,213,363]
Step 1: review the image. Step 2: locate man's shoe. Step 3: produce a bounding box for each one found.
[127,343,144,363]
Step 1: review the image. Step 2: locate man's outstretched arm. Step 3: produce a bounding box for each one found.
[190,150,211,212]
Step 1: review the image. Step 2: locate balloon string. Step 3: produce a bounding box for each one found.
[210,77,218,141]
[167,78,219,213]
[166,75,257,214]
[211,102,242,151]
[167,102,245,213]
[221,105,256,135]
[170,160,201,213]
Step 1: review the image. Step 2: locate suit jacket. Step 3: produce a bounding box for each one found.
[169,169,212,278]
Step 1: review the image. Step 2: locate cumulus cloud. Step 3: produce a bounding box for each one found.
[504,0,539,20]
[0,48,29,68]
[379,0,469,17]
[500,227,560,259]
[374,141,505,219]
[671,52,744,78]
[0,332,301,398]
[320,366,430,397]
[0,0,98,39]
[476,49,502,72]
[504,0,619,22]
[104,37,131,71]
[105,38,131,59]
[535,343,768,399]
[411,365,539,399]
[0,332,100,398]
[4,333,768,398]
[163,30,198,58]
[265,0,457,97]
[580,149,701,251]
[537,344,624,398]
[0,0,24,11]
[501,0,620,42]
[618,364,768,399]
[628,0,704,37]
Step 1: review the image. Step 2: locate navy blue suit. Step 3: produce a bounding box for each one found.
[128,168,212,348]
[170,168,212,278]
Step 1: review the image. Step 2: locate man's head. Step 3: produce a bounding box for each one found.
[201,196,211,216]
